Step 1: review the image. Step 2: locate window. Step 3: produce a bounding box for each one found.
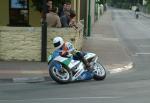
[9,0,29,26]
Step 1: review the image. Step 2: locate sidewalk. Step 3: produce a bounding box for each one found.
[0,61,49,82]
[83,10,133,73]
[140,12,150,18]
[0,10,133,83]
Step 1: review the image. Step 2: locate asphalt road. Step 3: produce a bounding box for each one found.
[1,9,150,103]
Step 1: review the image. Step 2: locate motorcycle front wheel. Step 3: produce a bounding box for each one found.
[49,64,72,84]
[93,62,106,81]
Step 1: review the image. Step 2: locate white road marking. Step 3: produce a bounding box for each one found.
[0,70,47,74]
[87,35,119,41]
[0,96,121,102]
[108,63,133,74]
[135,53,150,55]
[139,45,150,47]
[45,96,121,100]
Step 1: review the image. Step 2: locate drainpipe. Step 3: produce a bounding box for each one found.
[87,0,91,36]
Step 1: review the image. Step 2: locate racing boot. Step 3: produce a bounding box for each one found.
[75,51,93,71]
[81,58,93,72]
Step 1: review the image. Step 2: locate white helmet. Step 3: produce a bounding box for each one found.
[53,37,64,49]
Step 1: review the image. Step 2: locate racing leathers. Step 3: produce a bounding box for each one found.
[51,42,91,71]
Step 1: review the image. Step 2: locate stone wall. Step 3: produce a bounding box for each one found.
[0,26,83,61]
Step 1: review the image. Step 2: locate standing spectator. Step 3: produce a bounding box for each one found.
[65,2,72,11]
[41,0,53,22]
[58,2,67,17]
[46,6,61,28]
[58,1,75,17]
[60,10,77,28]
[69,11,77,27]
[46,0,53,13]
[60,10,70,27]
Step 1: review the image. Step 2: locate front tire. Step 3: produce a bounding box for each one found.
[49,64,72,84]
[93,62,106,80]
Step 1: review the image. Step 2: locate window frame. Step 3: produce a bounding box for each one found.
[9,0,30,26]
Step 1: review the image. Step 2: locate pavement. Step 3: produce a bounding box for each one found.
[0,10,133,83]
[83,10,133,74]
[140,12,150,18]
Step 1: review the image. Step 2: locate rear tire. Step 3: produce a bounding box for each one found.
[49,64,72,84]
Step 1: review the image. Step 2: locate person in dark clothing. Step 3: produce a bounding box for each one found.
[58,1,75,17]
[60,10,70,27]
[58,2,67,17]
[41,0,53,22]
[60,10,77,28]
[46,0,53,13]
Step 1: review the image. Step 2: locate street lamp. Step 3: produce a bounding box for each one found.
[41,0,47,62]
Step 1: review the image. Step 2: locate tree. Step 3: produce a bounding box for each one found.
[96,0,106,5]
[146,0,150,13]
[146,0,150,4]
[109,0,143,9]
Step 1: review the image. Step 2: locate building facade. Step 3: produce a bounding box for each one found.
[0,0,85,61]
[0,0,41,27]
[0,0,99,61]
[0,0,82,27]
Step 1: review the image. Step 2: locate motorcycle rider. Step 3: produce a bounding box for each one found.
[135,6,140,19]
[52,37,92,72]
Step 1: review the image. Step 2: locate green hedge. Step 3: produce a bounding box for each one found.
[113,2,130,9]
[148,3,150,13]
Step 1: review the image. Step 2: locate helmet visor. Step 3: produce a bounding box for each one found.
[54,41,61,47]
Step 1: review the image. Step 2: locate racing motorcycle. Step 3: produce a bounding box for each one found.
[135,12,139,19]
[48,52,106,84]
